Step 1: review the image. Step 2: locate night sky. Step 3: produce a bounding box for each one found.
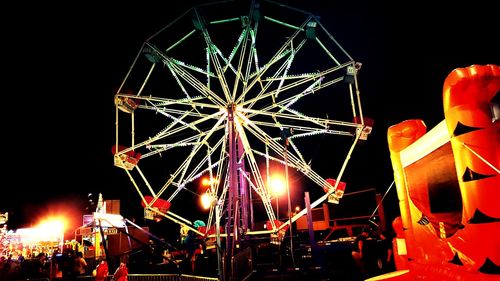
[2,0,497,237]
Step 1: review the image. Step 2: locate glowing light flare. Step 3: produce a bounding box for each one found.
[200,192,216,210]
[15,217,67,246]
[33,200,84,241]
[36,217,65,242]
[269,175,286,196]
[200,177,219,196]
[201,177,218,187]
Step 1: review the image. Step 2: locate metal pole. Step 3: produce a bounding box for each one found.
[304,192,317,265]
[238,137,249,232]
[226,104,239,280]
[284,137,295,268]
[215,202,223,280]
[276,196,279,220]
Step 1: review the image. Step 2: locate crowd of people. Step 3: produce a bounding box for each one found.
[0,248,129,281]
[0,249,88,280]
[1,221,395,280]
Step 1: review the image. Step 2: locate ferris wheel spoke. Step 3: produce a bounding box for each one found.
[241,107,357,131]
[239,169,267,200]
[176,136,225,191]
[239,170,277,227]
[241,116,337,210]
[117,92,217,109]
[251,149,299,169]
[152,106,204,134]
[153,114,227,203]
[135,165,157,197]
[249,120,343,136]
[238,48,292,105]
[146,43,227,106]
[245,62,351,111]
[234,118,277,224]
[231,27,251,102]
[264,14,305,30]
[141,106,217,120]
[210,43,238,75]
[164,29,197,52]
[135,63,156,97]
[243,70,319,109]
[249,38,308,110]
[122,122,223,167]
[175,127,226,192]
[315,37,341,66]
[124,116,225,206]
[147,108,222,152]
[143,126,225,159]
[168,58,227,106]
[233,120,267,195]
[166,155,227,204]
[277,106,335,130]
[243,119,307,173]
[172,158,222,200]
[273,129,354,140]
[165,60,209,102]
[150,207,195,229]
[224,28,248,75]
[169,57,217,78]
[194,10,232,103]
[277,77,323,114]
[273,39,307,99]
[245,28,259,92]
[238,111,332,192]
[139,111,225,150]
[177,135,207,186]
[123,166,149,207]
[236,16,313,104]
[286,138,306,165]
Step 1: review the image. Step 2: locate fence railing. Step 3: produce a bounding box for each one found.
[48,274,219,281]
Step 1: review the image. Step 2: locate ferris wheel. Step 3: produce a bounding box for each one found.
[113,0,370,246]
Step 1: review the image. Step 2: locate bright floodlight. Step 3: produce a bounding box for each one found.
[270,175,286,196]
[201,192,215,210]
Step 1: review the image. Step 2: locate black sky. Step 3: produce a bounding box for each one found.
[2,0,498,233]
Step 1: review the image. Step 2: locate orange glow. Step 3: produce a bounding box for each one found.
[200,192,215,210]
[36,217,65,241]
[37,217,66,232]
[202,177,210,186]
[269,175,285,196]
[34,198,84,241]
[15,217,66,247]
[201,177,218,187]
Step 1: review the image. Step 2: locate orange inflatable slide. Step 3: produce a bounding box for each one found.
[374,64,499,281]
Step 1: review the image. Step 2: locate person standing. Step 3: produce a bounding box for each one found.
[94,259,108,281]
[74,251,87,276]
[351,229,370,279]
[112,262,128,281]
[377,230,395,273]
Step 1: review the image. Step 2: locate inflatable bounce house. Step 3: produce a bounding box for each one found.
[376,64,499,281]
